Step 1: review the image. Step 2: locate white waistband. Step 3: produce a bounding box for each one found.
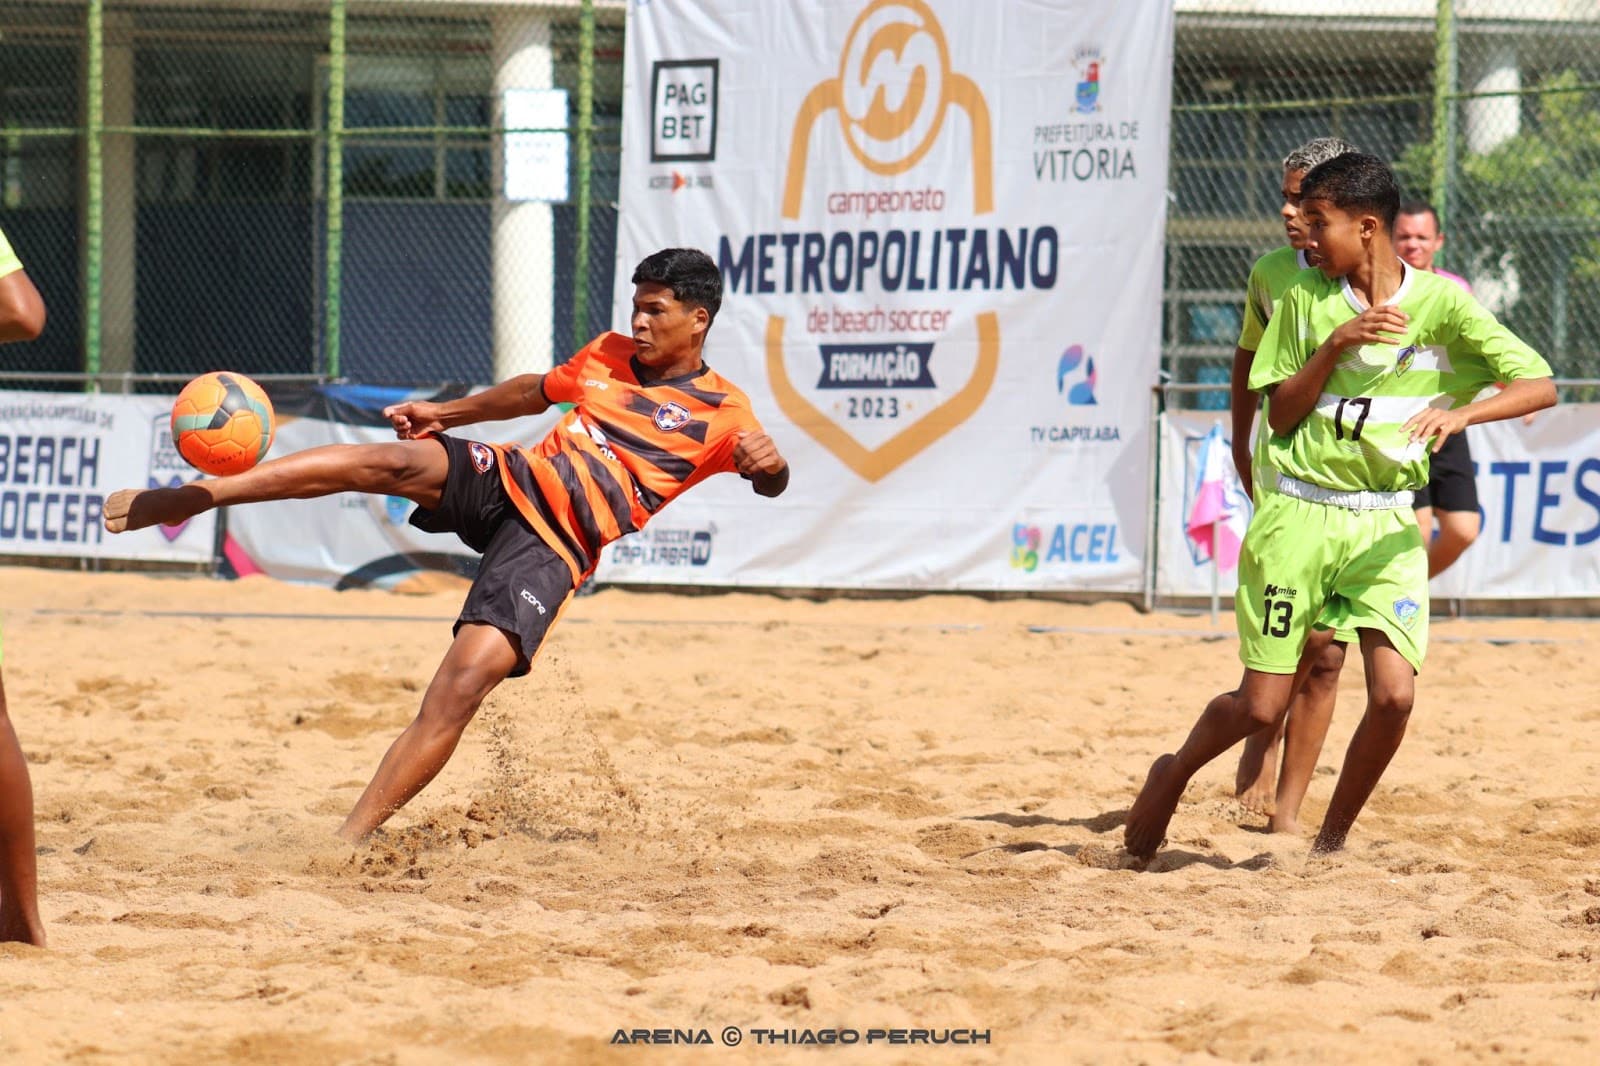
[1276,473,1415,511]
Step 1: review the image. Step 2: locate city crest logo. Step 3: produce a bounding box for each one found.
[1073,46,1104,115]
[764,0,998,482]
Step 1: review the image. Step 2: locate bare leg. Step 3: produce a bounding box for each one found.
[337,623,521,843]
[1270,635,1346,835]
[104,439,449,533]
[1427,508,1481,578]
[0,672,45,946]
[1234,712,1284,814]
[1125,668,1297,858]
[1237,628,1341,814]
[1312,630,1415,854]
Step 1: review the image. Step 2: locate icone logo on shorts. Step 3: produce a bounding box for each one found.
[468,441,495,474]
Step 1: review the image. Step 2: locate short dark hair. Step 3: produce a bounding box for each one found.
[632,247,723,323]
[1299,153,1400,230]
[1398,200,1441,230]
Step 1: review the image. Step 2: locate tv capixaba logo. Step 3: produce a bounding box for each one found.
[759,0,1002,483]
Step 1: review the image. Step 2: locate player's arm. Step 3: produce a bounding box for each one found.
[1266,305,1409,435]
[383,374,554,439]
[1405,296,1558,449]
[1229,346,1256,497]
[1404,377,1556,452]
[734,431,789,497]
[0,267,46,345]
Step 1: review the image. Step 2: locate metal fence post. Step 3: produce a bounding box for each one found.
[325,0,347,380]
[572,0,596,350]
[85,0,104,388]
[1430,0,1458,244]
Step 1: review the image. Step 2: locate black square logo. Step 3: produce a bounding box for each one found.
[650,59,718,163]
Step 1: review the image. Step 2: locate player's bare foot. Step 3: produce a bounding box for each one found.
[1236,761,1277,815]
[103,486,209,533]
[1124,753,1187,859]
[1268,811,1300,836]
[0,904,45,947]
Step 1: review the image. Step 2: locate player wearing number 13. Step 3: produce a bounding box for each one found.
[1126,154,1555,858]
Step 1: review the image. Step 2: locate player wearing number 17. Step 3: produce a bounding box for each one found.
[1125,154,1555,858]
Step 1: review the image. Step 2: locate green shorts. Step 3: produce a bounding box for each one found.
[1236,490,1428,674]
[1247,446,1359,647]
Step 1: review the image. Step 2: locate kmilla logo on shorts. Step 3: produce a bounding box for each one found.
[519,589,547,615]
[468,441,495,474]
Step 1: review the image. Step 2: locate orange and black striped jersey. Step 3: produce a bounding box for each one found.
[490,332,764,581]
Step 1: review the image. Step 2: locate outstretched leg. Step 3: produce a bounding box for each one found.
[0,673,45,946]
[337,623,521,843]
[1269,634,1347,834]
[104,439,449,533]
[1312,630,1415,854]
[1125,667,1297,858]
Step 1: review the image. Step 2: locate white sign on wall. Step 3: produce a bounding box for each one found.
[0,390,217,564]
[605,0,1175,590]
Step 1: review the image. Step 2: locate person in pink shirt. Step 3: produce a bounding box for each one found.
[1395,200,1480,577]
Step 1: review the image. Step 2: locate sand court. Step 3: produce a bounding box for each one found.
[1,567,1596,1063]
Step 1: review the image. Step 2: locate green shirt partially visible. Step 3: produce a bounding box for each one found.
[0,225,21,279]
[1250,263,1552,495]
[1237,245,1309,352]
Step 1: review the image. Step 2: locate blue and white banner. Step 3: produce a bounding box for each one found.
[1158,405,1600,601]
[0,390,216,563]
[607,0,1175,590]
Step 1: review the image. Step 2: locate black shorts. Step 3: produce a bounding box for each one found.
[407,434,574,677]
[1414,431,1478,513]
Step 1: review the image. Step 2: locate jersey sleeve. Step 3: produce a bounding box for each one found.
[1236,261,1272,351]
[1247,281,1309,393]
[539,345,589,405]
[0,227,21,278]
[1440,291,1552,405]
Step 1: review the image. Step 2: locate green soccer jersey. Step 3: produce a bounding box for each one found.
[0,226,21,278]
[1237,246,1310,352]
[1250,262,1552,495]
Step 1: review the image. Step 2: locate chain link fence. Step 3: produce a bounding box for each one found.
[0,0,622,390]
[3,1,1597,396]
[1169,0,1600,409]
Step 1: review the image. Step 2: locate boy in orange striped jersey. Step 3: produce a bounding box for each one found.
[104,248,790,842]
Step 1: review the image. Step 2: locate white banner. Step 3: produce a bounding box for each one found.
[605,0,1174,590]
[1158,404,1600,600]
[0,390,216,563]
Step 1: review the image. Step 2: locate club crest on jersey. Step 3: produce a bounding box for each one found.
[653,401,692,432]
[1393,596,1421,629]
[468,441,495,473]
[1395,344,1420,376]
